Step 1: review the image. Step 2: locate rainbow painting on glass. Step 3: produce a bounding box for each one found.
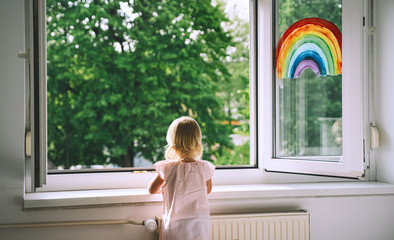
[275,17,342,79]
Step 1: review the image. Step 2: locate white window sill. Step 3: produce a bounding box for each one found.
[24,181,394,209]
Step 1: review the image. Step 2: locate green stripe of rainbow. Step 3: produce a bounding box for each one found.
[276,18,342,79]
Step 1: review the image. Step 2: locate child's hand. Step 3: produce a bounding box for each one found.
[206,179,212,194]
[147,173,164,194]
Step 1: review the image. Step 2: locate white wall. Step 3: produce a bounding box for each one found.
[0,0,28,228]
[375,0,394,184]
[1,0,394,240]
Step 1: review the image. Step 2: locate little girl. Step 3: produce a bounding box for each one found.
[148,116,215,240]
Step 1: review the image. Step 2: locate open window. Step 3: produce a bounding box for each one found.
[26,0,371,193]
[26,0,258,191]
[260,0,367,179]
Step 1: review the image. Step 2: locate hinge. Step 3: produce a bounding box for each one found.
[363,139,370,171]
[365,27,376,35]
[363,139,366,162]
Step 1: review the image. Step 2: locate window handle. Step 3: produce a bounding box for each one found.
[26,131,31,157]
[17,49,30,64]
[370,125,379,150]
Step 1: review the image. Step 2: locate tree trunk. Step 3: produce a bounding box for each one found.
[120,147,135,167]
[227,94,232,126]
[65,131,70,169]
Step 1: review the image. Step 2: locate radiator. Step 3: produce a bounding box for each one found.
[210,210,310,240]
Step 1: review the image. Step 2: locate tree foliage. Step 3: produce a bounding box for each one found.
[47,0,238,168]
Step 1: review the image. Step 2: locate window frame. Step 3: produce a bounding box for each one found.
[27,0,373,193]
[25,0,47,193]
[28,0,263,192]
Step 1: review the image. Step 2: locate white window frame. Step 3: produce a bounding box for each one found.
[29,0,264,192]
[261,0,370,179]
[25,0,47,192]
[27,0,374,193]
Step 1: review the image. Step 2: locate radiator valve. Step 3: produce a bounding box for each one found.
[143,219,157,232]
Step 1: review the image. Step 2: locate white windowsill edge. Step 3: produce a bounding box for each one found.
[24,181,394,209]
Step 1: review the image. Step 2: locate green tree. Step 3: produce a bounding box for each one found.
[212,14,250,164]
[221,16,249,128]
[47,0,234,168]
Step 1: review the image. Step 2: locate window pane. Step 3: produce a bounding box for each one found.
[46,0,250,171]
[275,0,342,160]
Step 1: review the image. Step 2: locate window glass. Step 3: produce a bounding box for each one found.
[46,0,251,171]
[275,0,342,160]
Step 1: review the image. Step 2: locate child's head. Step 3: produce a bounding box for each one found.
[165,116,203,160]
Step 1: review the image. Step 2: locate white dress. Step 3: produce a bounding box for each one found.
[154,159,215,240]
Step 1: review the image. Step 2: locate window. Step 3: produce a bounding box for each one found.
[27,0,258,191]
[261,0,367,178]
[27,0,371,192]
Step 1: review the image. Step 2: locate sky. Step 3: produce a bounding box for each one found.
[223,0,249,21]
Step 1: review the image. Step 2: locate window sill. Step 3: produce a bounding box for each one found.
[24,181,394,209]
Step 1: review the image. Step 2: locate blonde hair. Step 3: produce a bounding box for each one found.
[165,116,203,160]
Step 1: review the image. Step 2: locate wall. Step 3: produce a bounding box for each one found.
[1,0,394,240]
[375,0,394,183]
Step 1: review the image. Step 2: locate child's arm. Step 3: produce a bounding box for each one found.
[206,179,212,194]
[147,173,164,194]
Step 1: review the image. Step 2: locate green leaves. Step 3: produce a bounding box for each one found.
[46,0,243,169]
